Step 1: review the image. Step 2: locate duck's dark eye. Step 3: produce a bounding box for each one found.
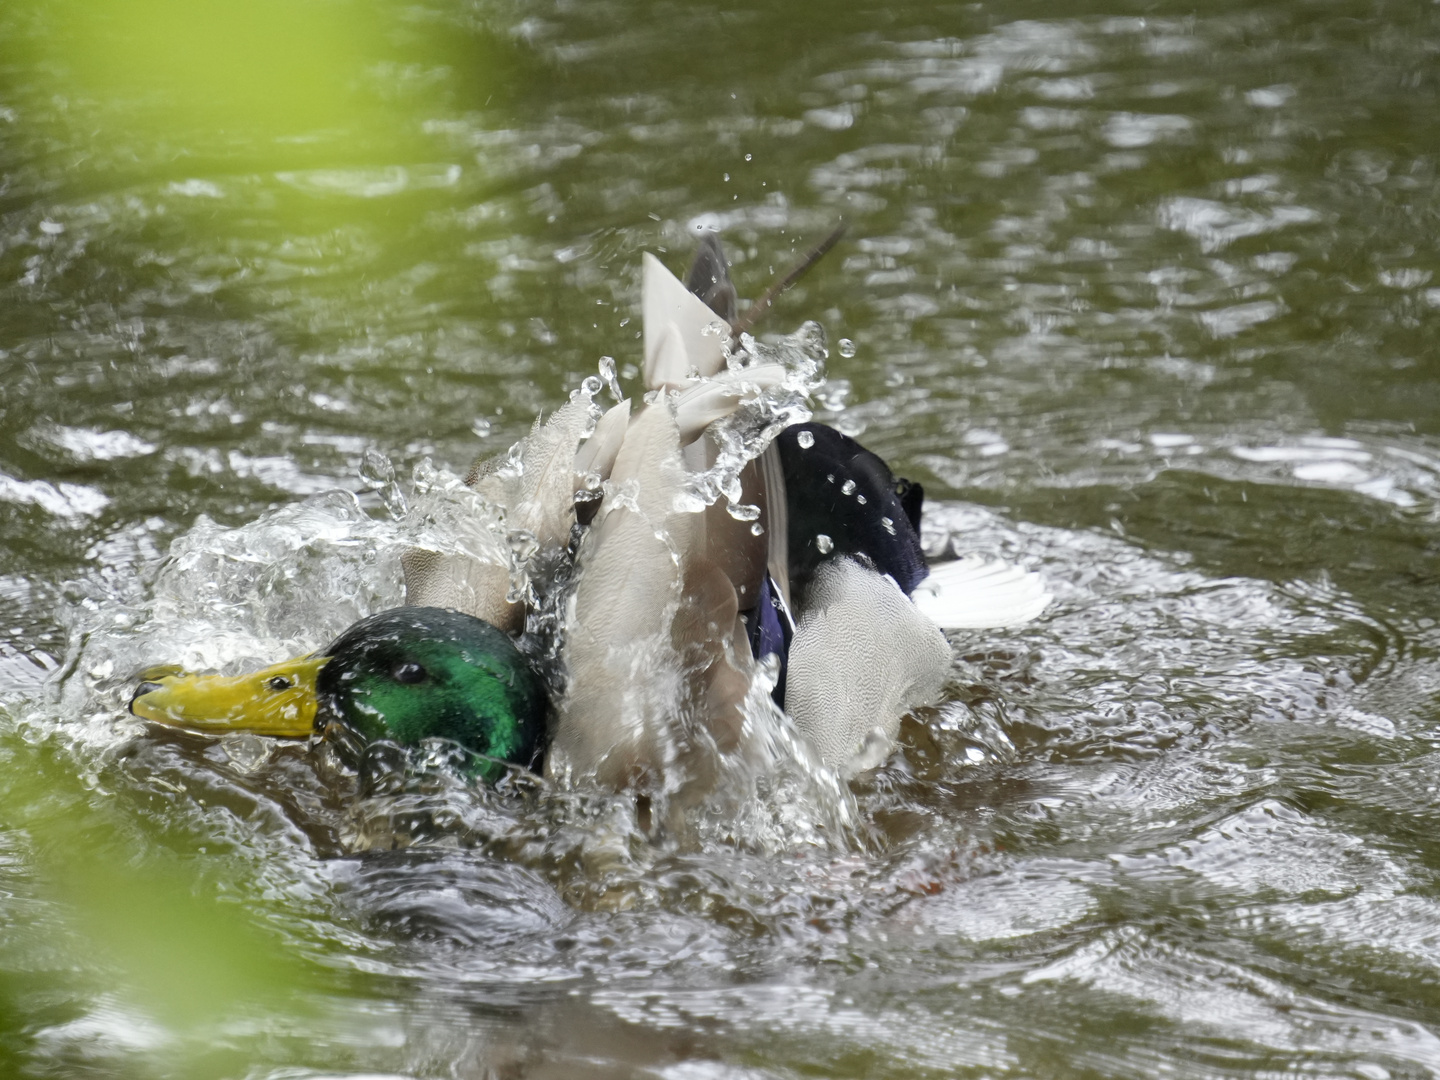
[393,661,426,684]
[267,676,292,692]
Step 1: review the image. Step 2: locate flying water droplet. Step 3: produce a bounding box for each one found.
[577,470,603,496]
[470,417,492,439]
[220,732,271,774]
[411,456,441,493]
[880,516,896,536]
[506,529,539,564]
[838,338,856,358]
[815,378,850,411]
[815,533,834,554]
[673,490,708,514]
[841,479,857,496]
[598,355,622,400]
[794,320,828,360]
[750,522,764,536]
[727,502,761,522]
[796,430,815,449]
[359,448,408,520]
[378,484,409,521]
[504,528,541,608]
[359,447,395,488]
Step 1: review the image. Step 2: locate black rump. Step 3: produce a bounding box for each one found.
[777,423,928,597]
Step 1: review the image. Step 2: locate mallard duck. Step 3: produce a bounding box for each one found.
[130,233,1050,789]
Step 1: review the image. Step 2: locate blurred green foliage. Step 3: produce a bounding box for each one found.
[0,729,324,1076]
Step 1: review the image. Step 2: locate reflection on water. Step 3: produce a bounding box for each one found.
[4,0,1440,1076]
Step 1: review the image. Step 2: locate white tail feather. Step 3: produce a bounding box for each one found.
[911,556,1052,629]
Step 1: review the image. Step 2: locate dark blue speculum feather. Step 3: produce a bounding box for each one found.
[745,571,793,706]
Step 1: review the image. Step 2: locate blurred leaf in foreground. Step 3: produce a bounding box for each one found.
[0,728,325,1072]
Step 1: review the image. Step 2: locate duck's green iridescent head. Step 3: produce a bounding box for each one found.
[130,607,547,778]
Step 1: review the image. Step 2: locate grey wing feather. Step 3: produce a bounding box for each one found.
[549,403,696,787]
[403,399,592,627]
[785,557,951,776]
[643,252,730,389]
[672,363,788,444]
[506,397,595,550]
[573,399,631,491]
[401,549,522,633]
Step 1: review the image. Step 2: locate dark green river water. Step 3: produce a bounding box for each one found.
[4,0,1440,1076]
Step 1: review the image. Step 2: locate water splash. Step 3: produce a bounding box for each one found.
[680,322,827,519]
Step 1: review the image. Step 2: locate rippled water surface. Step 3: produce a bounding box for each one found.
[4,0,1440,1076]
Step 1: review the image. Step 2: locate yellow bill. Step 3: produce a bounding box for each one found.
[129,655,330,737]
